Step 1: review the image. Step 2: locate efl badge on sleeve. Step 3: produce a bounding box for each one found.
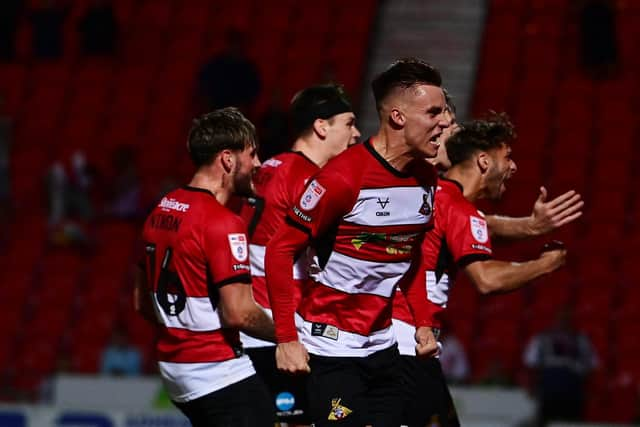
[228,233,248,262]
[300,180,326,211]
[470,216,489,243]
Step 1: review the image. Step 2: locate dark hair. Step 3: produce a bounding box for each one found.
[290,83,352,139]
[371,58,442,112]
[187,107,256,167]
[446,112,516,166]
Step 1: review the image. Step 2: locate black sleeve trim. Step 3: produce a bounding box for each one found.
[285,216,312,236]
[215,273,252,288]
[457,254,492,268]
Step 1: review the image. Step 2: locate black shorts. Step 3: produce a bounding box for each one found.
[173,374,274,427]
[399,356,460,427]
[246,346,311,424]
[307,345,403,427]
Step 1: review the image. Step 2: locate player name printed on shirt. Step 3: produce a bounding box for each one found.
[159,197,190,212]
[228,233,248,262]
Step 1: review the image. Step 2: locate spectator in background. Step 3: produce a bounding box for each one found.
[100,329,142,376]
[77,0,118,56]
[45,150,95,246]
[28,0,68,60]
[523,309,599,426]
[105,145,142,220]
[579,0,618,79]
[197,29,261,117]
[0,0,23,61]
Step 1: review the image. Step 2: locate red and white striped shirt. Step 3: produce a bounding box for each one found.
[393,178,493,355]
[238,151,319,348]
[142,186,255,402]
[266,140,438,357]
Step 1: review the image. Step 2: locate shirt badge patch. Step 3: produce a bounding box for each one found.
[300,180,325,211]
[228,233,248,262]
[470,216,489,243]
[419,187,434,217]
[328,398,352,420]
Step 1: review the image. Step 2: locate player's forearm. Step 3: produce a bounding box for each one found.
[485,214,535,240]
[239,306,276,343]
[470,258,555,294]
[265,223,308,343]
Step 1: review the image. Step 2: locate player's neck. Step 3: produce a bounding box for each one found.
[370,132,414,172]
[444,168,482,202]
[291,138,328,167]
[189,169,232,205]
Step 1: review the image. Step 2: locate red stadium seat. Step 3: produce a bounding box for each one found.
[0,64,28,114]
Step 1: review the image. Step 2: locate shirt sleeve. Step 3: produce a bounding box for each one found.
[202,213,252,287]
[266,170,357,342]
[286,170,357,239]
[445,204,493,267]
[400,253,445,328]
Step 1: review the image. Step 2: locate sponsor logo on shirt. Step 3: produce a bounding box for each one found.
[328,398,352,420]
[376,196,391,216]
[376,197,390,209]
[159,197,190,212]
[471,243,492,253]
[299,180,325,211]
[311,322,339,340]
[228,233,248,262]
[293,206,312,222]
[470,216,489,243]
[232,263,251,271]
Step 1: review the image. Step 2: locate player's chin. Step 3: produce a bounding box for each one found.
[423,144,439,159]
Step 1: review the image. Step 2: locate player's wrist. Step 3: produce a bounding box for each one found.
[527,214,542,237]
[276,331,299,344]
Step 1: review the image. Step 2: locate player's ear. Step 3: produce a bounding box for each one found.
[477,151,490,173]
[389,107,405,127]
[220,149,234,173]
[313,118,328,138]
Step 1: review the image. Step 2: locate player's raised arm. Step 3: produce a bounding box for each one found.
[485,186,584,239]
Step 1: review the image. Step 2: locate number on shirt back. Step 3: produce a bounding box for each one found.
[145,244,187,316]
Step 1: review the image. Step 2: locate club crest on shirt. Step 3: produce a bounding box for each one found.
[328,398,352,420]
[470,216,489,243]
[419,187,435,217]
[227,233,248,262]
[300,180,325,211]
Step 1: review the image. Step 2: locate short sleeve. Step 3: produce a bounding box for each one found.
[202,213,252,287]
[445,204,493,267]
[286,171,357,238]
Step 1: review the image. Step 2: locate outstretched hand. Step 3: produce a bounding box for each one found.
[530,187,584,236]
